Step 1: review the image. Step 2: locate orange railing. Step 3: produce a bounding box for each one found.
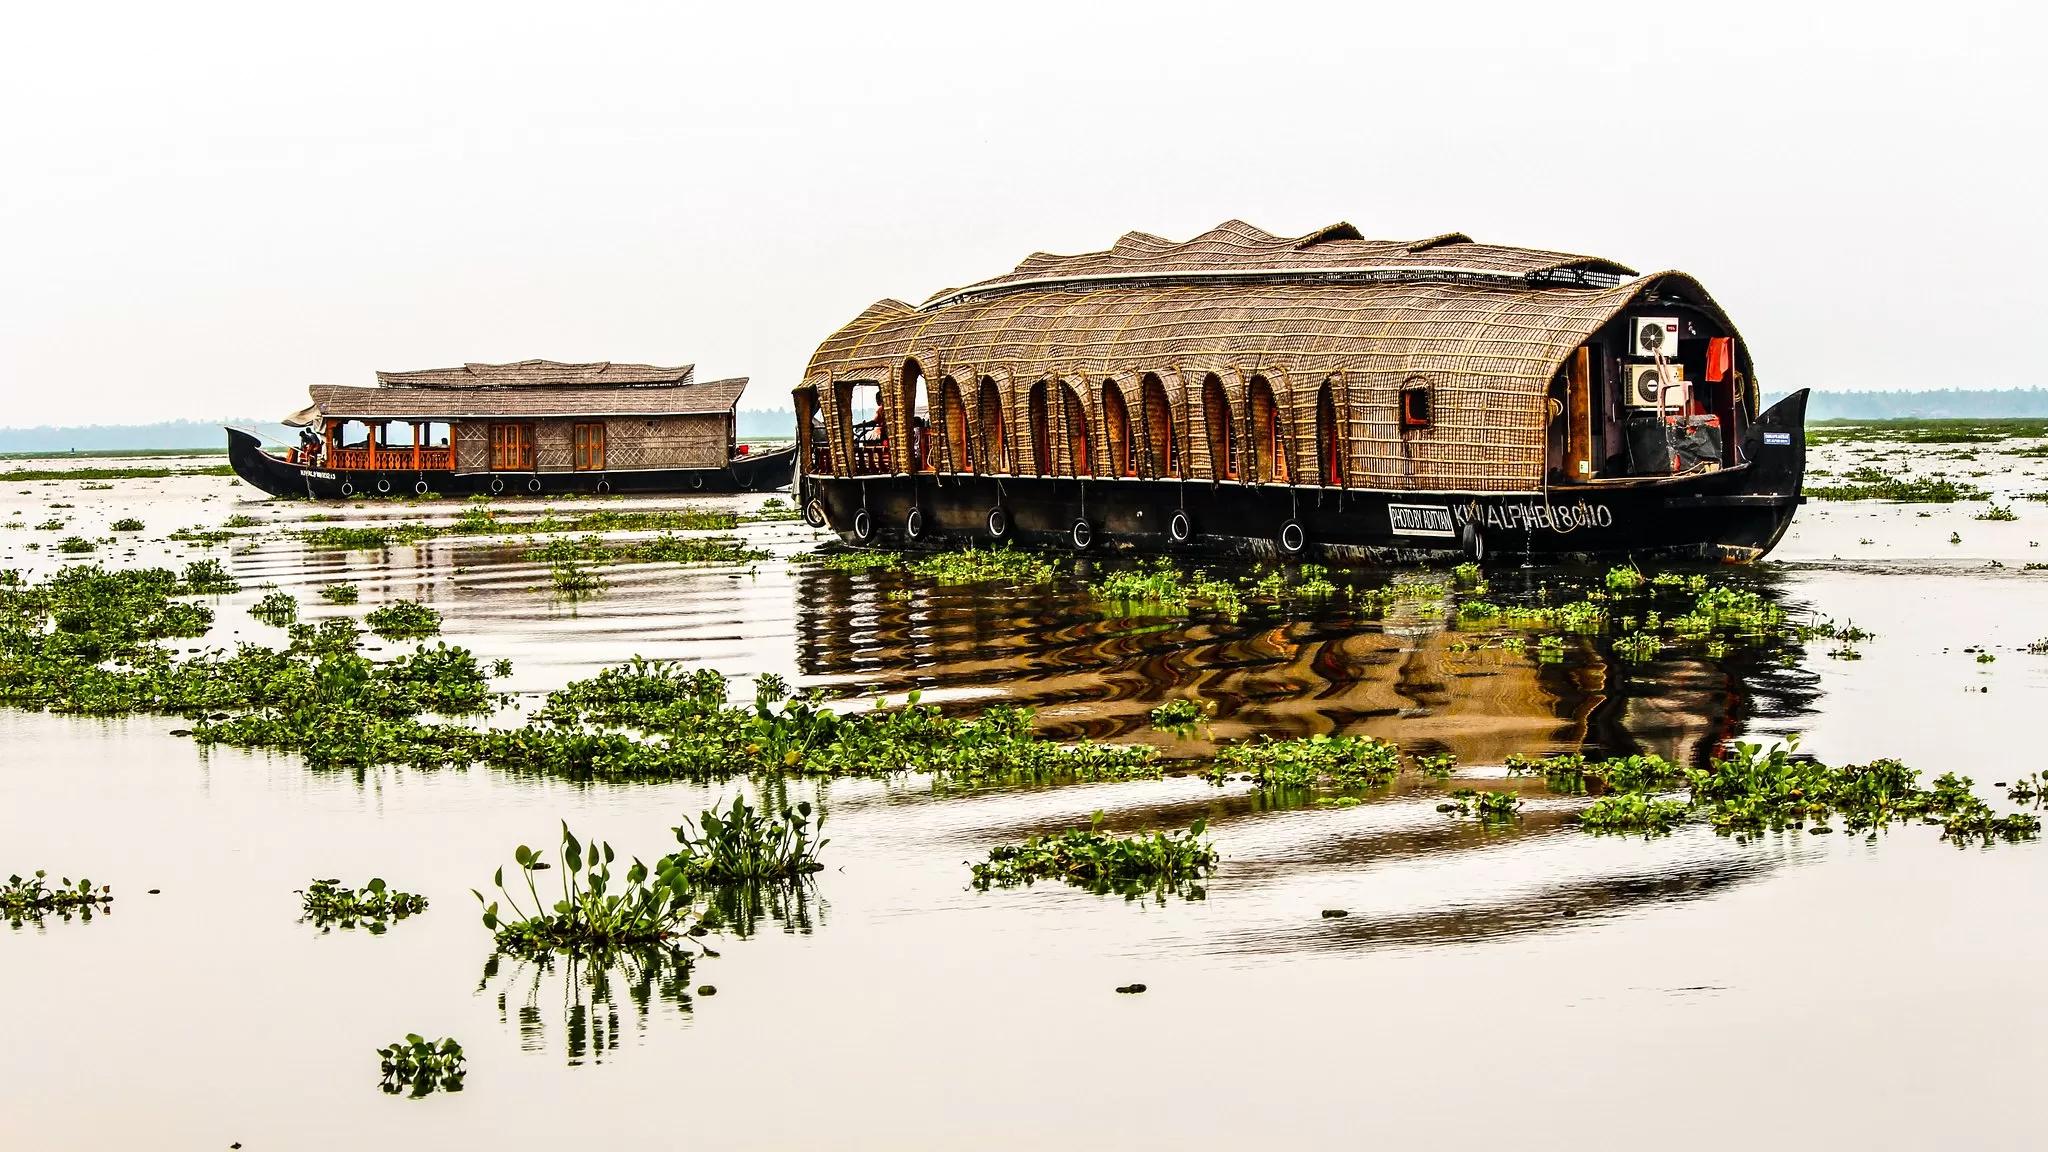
[328,447,454,472]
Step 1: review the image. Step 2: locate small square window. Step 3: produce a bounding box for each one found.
[1400,380,1432,430]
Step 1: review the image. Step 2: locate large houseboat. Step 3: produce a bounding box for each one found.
[228,359,796,499]
[793,220,1805,562]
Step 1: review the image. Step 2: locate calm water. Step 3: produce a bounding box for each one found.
[3,452,2047,1150]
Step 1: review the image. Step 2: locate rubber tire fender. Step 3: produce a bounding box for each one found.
[851,508,875,542]
[1070,518,1094,551]
[803,498,829,528]
[1168,509,1192,544]
[1278,519,1307,556]
[986,507,1009,539]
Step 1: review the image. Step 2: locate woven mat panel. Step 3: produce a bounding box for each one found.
[454,423,490,473]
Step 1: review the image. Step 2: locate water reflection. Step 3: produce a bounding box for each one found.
[795,562,1823,769]
[700,877,825,938]
[479,943,698,1066]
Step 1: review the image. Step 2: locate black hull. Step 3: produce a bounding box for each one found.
[804,392,1809,563]
[226,428,796,500]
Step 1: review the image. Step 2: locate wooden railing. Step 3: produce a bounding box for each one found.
[327,448,454,472]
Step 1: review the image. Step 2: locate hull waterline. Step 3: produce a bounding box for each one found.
[802,391,1808,563]
[226,428,796,499]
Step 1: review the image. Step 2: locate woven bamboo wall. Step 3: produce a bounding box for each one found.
[454,423,490,473]
[605,415,730,470]
[799,271,1736,493]
[535,420,576,472]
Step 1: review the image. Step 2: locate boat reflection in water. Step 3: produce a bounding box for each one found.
[793,562,1819,770]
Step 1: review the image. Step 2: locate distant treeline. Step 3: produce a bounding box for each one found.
[1771,389,2048,420]
[0,409,801,455]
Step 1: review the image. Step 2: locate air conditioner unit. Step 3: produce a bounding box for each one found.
[1623,361,1688,408]
[1631,316,1681,360]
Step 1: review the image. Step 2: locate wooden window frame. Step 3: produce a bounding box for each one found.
[1400,378,1433,431]
[490,422,536,471]
[573,422,607,471]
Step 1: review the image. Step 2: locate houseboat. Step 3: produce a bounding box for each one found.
[228,359,796,499]
[793,220,1805,562]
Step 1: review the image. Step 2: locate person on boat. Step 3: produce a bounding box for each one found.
[298,426,323,466]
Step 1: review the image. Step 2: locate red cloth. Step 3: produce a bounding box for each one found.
[1706,337,1733,383]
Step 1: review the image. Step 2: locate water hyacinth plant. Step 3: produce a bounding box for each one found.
[1507,740,2040,844]
[3,871,113,926]
[475,822,697,955]
[971,813,1219,901]
[318,583,359,604]
[299,877,428,933]
[667,796,826,883]
[364,600,441,638]
[377,1035,465,1097]
[250,588,298,626]
[1206,733,1401,791]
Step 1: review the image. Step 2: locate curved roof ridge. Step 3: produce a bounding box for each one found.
[920,220,1636,309]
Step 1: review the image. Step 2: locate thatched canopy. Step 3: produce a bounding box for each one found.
[798,221,1745,491]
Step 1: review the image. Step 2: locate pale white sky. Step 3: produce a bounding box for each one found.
[2,0,2040,425]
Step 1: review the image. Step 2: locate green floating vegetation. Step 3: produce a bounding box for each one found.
[250,588,297,626]
[523,532,767,566]
[0,464,234,481]
[1806,466,1988,502]
[668,796,827,883]
[1148,697,1212,736]
[1436,789,1522,822]
[1415,751,1457,780]
[34,518,65,531]
[167,526,234,546]
[110,518,144,532]
[55,536,95,554]
[1975,504,2019,521]
[3,565,1160,783]
[221,514,263,528]
[1808,418,2048,445]
[806,549,902,572]
[3,871,113,926]
[971,813,1218,901]
[181,559,239,594]
[1207,733,1402,791]
[476,822,697,955]
[377,1035,465,1097]
[364,600,441,638]
[299,877,427,933]
[299,524,442,550]
[318,583,358,604]
[1095,557,1246,618]
[1511,741,2039,845]
[906,544,1058,585]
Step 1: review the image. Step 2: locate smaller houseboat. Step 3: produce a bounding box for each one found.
[228,359,795,499]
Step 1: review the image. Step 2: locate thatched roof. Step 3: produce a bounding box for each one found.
[922,219,1636,308]
[307,377,747,420]
[799,220,1741,492]
[374,360,695,389]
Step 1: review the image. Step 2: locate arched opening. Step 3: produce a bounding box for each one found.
[1103,381,1134,477]
[1059,382,1092,476]
[1316,377,1344,486]
[903,359,931,472]
[936,376,971,473]
[1140,373,1175,478]
[1248,375,1288,483]
[841,380,888,474]
[975,376,1006,474]
[1200,374,1236,481]
[1028,380,1053,475]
